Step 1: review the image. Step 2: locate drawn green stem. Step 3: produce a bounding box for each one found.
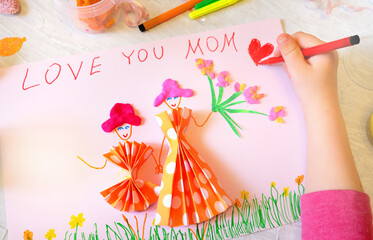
[206,74,268,137]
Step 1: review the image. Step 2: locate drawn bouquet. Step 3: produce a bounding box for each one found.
[195,58,285,137]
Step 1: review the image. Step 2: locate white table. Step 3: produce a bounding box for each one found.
[1,0,372,239]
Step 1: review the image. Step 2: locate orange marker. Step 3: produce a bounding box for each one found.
[138,0,205,32]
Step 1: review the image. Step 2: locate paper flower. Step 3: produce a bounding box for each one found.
[216,71,230,87]
[23,230,33,240]
[295,175,304,186]
[234,82,246,92]
[195,58,215,79]
[283,187,289,197]
[269,106,285,123]
[271,182,276,188]
[69,213,85,229]
[243,86,264,104]
[45,229,56,240]
[234,198,241,208]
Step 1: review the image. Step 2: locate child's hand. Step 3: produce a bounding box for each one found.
[274,32,339,112]
[277,32,364,194]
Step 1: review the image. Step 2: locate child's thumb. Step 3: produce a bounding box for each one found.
[277,33,307,76]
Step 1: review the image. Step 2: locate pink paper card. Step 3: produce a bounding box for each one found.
[0,18,306,239]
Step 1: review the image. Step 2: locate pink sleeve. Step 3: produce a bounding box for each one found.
[301,190,372,240]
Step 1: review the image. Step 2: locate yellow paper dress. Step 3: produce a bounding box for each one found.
[154,107,233,227]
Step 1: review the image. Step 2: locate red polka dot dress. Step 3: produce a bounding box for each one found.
[154,107,233,227]
[100,141,158,212]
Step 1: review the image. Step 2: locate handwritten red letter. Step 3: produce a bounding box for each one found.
[185,38,204,59]
[122,50,134,65]
[206,36,219,52]
[221,32,238,53]
[67,61,83,80]
[22,68,40,91]
[90,56,101,76]
[153,46,164,60]
[138,49,149,62]
[45,63,62,85]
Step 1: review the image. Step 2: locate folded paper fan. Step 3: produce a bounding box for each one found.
[154,108,233,227]
[0,37,26,56]
[101,141,158,211]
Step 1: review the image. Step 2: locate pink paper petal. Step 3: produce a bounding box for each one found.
[234,83,240,92]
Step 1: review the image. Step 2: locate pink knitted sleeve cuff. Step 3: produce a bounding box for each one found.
[301,189,372,240]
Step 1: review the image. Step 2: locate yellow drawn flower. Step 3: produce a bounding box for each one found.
[23,230,33,240]
[234,198,241,208]
[240,190,249,200]
[271,182,276,188]
[283,187,289,197]
[69,213,85,229]
[45,229,56,240]
[295,175,304,185]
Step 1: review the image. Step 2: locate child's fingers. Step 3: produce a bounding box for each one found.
[274,32,324,57]
[276,33,309,78]
[291,31,325,49]
[292,32,338,67]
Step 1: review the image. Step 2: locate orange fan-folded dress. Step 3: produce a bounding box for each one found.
[100,141,158,212]
[154,107,233,227]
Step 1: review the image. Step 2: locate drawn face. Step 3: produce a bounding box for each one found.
[114,123,132,141]
[165,96,181,109]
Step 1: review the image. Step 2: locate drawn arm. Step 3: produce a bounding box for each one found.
[77,156,108,169]
[191,111,213,128]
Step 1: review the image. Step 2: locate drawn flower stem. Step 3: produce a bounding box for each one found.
[225,108,268,116]
[219,91,243,107]
[206,74,268,137]
[217,86,224,104]
[223,101,246,108]
[288,191,297,220]
[74,225,78,240]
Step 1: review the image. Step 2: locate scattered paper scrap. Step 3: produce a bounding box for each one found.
[0,37,26,56]
[0,0,21,14]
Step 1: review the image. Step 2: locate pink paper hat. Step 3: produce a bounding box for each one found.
[101,103,141,132]
[154,79,194,107]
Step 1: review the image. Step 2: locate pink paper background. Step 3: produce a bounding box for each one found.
[0,19,306,239]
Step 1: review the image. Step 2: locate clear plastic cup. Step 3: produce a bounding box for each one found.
[343,35,373,91]
[55,0,119,33]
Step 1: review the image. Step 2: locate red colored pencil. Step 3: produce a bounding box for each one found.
[259,35,360,65]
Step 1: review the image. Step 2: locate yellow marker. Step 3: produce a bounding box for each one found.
[189,0,241,19]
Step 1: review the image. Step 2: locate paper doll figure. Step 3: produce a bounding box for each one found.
[79,103,160,212]
[153,79,233,227]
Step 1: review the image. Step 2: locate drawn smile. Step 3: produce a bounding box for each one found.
[123,134,128,138]
[172,104,176,107]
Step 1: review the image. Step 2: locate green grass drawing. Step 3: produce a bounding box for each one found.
[25,176,304,240]
[23,176,305,240]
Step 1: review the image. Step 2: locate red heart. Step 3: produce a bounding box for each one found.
[248,38,274,66]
